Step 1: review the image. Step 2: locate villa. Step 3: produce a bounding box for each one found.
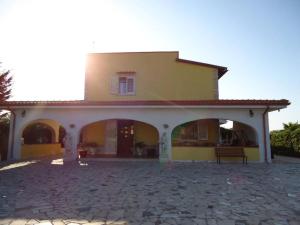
[0,51,289,162]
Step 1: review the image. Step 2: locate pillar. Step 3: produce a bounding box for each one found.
[158,125,172,162]
[7,111,15,160]
[10,113,24,160]
[264,113,272,163]
[63,125,79,161]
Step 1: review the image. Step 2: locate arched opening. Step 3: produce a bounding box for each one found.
[172,119,219,147]
[79,119,159,158]
[23,123,55,144]
[219,120,258,147]
[172,119,259,161]
[21,119,66,159]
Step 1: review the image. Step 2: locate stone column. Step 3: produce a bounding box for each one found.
[158,125,172,162]
[10,111,24,160]
[264,113,272,163]
[254,113,269,163]
[63,125,79,161]
[7,111,15,160]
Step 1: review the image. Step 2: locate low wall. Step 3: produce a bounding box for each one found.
[172,146,260,161]
[21,143,63,159]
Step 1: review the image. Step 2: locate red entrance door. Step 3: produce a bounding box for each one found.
[117,120,134,157]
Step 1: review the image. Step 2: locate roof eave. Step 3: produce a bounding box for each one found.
[175,58,228,79]
[0,99,290,109]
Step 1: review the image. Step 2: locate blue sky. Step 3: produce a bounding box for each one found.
[0,0,299,130]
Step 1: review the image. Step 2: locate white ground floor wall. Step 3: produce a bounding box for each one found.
[7,106,271,163]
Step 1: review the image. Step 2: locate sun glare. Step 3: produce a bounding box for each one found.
[0,160,38,171]
[0,0,122,101]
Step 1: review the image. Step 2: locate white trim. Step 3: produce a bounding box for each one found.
[2,105,287,110]
[198,122,208,140]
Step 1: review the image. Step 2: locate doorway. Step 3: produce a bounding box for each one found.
[117,120,134,157]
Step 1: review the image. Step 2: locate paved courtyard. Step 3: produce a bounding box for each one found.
[0,157,300,225]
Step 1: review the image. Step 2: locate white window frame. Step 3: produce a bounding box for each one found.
[111,73,136,96]
[175,121,208,141]
[118,75,135,96]
[197,121,208,140]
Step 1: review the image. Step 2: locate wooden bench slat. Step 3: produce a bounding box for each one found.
[215,147,247,164]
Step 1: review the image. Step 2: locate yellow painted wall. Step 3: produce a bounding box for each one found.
[24,119,60,142]
[244,147,260,161]
[172,147,215,160]
[172,147,260,161]
[81,121,158,148]
[134,121,159,145]
[21,144,63,159]
[81,121,106,146]
[85,52,218,101]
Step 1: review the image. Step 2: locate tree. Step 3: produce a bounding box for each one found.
[0,114,10,160]
[283,122,300,150]
[291,127,300,151]
[270,130,286,147]
[0,67,12,102]
[0,64,12,119]
[270,122,300,156]
[0,64,12,160]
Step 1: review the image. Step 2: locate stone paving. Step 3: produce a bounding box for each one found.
[0,158,300,225]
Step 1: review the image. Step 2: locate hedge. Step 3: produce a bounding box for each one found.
[271,146,300,158]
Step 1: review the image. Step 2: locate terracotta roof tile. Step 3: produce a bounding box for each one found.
[0,99,290,107]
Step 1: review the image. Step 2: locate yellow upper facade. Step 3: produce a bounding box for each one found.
[84,51,227,101]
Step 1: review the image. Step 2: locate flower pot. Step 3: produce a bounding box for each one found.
[79,150,87,158]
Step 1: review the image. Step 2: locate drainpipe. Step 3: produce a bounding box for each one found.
[262,106,269,163]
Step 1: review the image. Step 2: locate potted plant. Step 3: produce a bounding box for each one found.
[80,142,99,157]
[85,142,98,155]
[135,141,146,157]
[78,143,87,158]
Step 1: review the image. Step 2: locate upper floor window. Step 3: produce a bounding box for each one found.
[111,72,136,95]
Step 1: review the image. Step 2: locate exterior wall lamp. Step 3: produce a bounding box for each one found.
[21,110,26,118]
[249,109,254,117]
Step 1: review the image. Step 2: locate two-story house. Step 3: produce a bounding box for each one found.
[0,51,289,162]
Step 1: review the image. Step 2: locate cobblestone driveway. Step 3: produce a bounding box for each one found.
[0,158,300,225]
